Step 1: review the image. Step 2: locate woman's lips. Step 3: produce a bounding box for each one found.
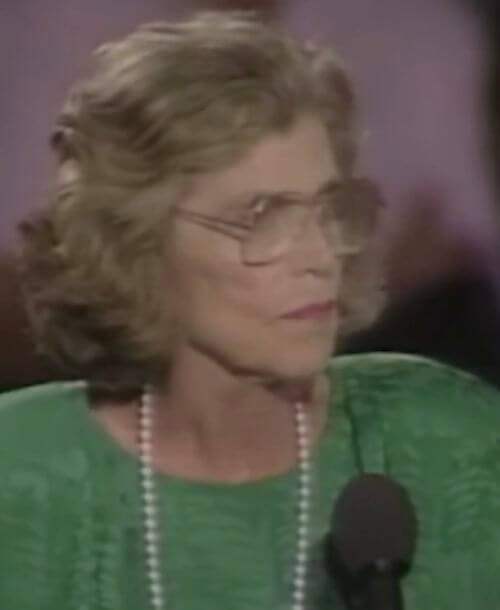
[280,300,337,320]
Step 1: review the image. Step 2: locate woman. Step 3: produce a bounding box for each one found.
[1,11,500,610]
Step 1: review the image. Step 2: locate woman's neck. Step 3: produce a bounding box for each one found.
[92,347,330,483]
[161,347,313,438]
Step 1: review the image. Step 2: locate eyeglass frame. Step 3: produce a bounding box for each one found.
[170,177,383,263]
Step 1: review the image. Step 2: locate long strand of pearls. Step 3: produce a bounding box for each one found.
[138,388,312,610]
[139,386,165,610]
[293,401,311,610]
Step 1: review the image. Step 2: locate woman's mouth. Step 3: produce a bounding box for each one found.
[280,300,337,321]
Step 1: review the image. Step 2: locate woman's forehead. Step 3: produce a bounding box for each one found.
[180,118,340,213]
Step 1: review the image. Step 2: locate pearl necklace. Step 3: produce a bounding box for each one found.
[138,387,312,610]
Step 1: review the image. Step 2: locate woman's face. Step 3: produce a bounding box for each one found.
[166,115,342,380]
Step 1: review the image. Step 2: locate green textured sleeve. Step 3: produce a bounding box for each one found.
[0,384,89,610]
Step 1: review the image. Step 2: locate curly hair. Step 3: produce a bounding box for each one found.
[18,11,384,399]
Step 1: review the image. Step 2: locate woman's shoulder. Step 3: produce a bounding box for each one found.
[330,351,500,401]
[331,350,489,387]
[0,381,93,481]
[0,382,125,600]
[0,380,84,405]
[331,353,500,460]
[0,380,86,433]
[329,352,500,435]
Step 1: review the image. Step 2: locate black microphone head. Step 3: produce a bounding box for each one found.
[328,473,418,579]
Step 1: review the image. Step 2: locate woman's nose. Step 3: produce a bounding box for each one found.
[288,210,339,275]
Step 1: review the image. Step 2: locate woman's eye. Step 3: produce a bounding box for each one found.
[249,197,270,223]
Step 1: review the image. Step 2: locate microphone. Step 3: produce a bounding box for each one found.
[325,473,418,610]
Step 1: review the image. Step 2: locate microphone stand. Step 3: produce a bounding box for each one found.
[326,539,407,610]
[356,561,405,610]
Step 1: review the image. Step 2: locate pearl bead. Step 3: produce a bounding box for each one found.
[298,447,309,461]
[298,511,309,524]
[298,538,308,551]
[142,478,154,491]
[145,499,157,512]
[144,494,155,508]
[141,440,153,454]
[298,484,310,497]
[299,470,311,483]
[295,563,306,577]
[140,465,152,479]
[295,407,307,420]
[297,425,309,447]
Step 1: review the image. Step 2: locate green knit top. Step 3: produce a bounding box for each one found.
[1,353,500,610]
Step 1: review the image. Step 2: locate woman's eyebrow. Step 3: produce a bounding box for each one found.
[219,177,342,214]
[244,177,342,202]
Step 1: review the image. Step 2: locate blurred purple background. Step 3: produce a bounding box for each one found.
[2,0,500,390]
[1,0,498,286]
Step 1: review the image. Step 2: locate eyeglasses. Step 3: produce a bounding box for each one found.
[172,178,383,264]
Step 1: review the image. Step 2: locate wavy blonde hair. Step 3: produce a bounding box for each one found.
[19,11,384,398]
